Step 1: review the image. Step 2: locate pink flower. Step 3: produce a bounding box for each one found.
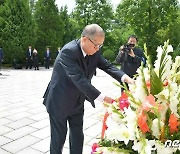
[163,79,168,86]
[119,92,129,111]
[91,143,100,152]
[142,94,156,111]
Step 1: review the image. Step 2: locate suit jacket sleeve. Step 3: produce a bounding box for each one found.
[97,53,125,83]
[116,50,125,64]
[59,49,101,102]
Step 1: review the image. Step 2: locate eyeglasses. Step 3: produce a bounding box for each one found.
[86,37,103,49]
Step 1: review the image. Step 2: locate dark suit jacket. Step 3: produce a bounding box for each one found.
[44,51,51,59]
[0,48,3,62]
[26,49,33,59]
[116,47,146,78]
[43,39,125,119]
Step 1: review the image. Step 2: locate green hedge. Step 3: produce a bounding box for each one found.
[103,49,116,62]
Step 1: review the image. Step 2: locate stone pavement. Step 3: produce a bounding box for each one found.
[0,67,121,154]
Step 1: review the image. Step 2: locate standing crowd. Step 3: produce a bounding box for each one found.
[25,46,60,70]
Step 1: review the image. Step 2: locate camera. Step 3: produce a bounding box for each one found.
[122,43,135,53]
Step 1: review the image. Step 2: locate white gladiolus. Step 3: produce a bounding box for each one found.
[132,139,152,154]
[171,56,180,74]
[169,82,178,97]
[155,89,169,104]
[155,141,175,154]
[110,112,124,124]
[151,118,164,138]
[168,82,180,117]
[134,75,147,102]
[154,44,173,80]
[143,67,150,81]
[161,55,172,81]
[154,46,163,74]
[123,107,137,140]
[166,44,173,53]
[132,140,143,153]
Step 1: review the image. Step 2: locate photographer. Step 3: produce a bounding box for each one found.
[116,35,146,90]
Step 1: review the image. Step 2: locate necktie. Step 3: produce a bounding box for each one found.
[84,55,89,65]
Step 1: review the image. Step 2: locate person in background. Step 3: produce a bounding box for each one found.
[0,48,4,75]
[26,45,33,69]
[32,49,39,70]
[56,47,61,57]
[43,24,134,154]
[44,47,51,69]
[115,35,146,91]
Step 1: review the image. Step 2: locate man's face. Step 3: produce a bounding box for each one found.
[127,37,137,48]
[81,35,104,55]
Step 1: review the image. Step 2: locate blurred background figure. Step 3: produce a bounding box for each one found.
[56,47,61,57]
[116,35,146,91]
[33,49,39,70]
[44,47,51,69]
[25,45,33,69]
[0,48,4,75]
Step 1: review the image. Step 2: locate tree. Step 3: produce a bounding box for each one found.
[0,0,35,64]
[29,0,36,13]
[59,6,78,46]
[73,0,114,32]
[34,0,62,62]
[72,0,118,57]
[116,0,179,62]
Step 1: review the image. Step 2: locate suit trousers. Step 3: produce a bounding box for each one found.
[49,104,84,154]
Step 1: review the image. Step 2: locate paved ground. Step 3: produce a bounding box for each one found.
[0,67,121,154]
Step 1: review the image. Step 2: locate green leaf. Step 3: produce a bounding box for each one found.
[150,67,163,95]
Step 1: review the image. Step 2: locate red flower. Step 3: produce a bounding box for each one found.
[101,112,109,139]
[163,79,168,86]
[138,111,150,134]
[146,80,151,87]
[119,92,129,111]
[169,114,179,134]
[92,143,100,152]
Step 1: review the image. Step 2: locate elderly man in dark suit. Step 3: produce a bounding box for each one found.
[43,24,134,154]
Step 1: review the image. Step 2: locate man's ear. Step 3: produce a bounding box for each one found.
[82,36,87,41]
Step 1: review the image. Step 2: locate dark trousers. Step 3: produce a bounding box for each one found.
[33,60,39,70]
[26,58,32,69]
[45,58,50,69]
[49,105,84,154]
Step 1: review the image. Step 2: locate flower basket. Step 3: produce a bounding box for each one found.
[91,41,180,154]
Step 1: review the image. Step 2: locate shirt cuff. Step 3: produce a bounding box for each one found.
[121,74,128,82]
[94,93,105,103]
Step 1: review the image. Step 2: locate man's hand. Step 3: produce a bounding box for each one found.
[103,96,114,104]
[124,75,135,84]
[128,49,135,57]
